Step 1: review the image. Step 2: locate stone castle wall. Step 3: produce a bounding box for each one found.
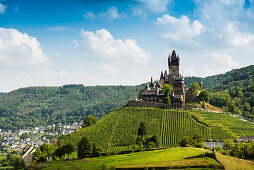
[127,100,172,109]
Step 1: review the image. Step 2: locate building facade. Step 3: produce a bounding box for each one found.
[137,50,202,109]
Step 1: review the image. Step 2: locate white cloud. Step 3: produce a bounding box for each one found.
[76,28,151,64]
[0,28,48,66]
[0,28,70,92]
[227,23,254,47]
[204,53,239,76]
[0,3,7,14]
[137,0,170,13]
[155,14,204,41]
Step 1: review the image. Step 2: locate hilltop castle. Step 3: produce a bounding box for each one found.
[129,50,203,109]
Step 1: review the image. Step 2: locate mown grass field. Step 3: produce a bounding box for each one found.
[216,152,254,170]
[31,147,223,170]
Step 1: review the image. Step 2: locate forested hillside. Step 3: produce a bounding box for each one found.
[0,85,143,130]
[184,65,254,89]
[0,65,253,130]
[186,65,254,120]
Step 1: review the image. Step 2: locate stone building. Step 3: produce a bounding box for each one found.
[137,50,203,109]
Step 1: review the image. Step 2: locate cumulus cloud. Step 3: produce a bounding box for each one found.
[155,14,204,41]
[0,28,48,66]
[0,3,7,14]
[0,28,69,92]
[76,28,151,63]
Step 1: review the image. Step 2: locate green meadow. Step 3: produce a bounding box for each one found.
[31,147,223,170]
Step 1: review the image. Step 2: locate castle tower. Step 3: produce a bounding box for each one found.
[168,50,180,77]
[200,80,203,90]
[160,71,164,88]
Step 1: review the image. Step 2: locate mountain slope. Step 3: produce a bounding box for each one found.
[0,85,143,130]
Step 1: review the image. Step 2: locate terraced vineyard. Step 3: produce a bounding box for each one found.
[161,109,211,146]
[192,110,254,138]
[64,107,254,154]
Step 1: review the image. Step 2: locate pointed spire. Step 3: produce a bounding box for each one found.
[168,52,171,62]
[151,76,153,83]
[156,82,160,88]
[164,70,167,77]
[160,71,164,79]
[172,50,176,60]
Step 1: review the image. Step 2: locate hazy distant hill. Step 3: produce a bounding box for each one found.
[0,65,253,130]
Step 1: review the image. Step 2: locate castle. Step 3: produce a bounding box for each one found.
[130,50,203,109]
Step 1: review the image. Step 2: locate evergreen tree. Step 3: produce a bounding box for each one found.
[198,90,209,102]
[82,115,98,128]
[138,121,147,137]
[77,136,92,159]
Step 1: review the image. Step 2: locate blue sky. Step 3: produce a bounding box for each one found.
[0,0,254,92]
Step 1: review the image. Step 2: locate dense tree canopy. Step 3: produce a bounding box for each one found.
[77,136,92,159]
[189,82,200,96]
[198,90,209,102]
[0,85,144,130]
[82,115,97,128]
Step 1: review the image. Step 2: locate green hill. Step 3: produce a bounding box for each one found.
[63,107,254,155]
[184,65,254,89]
[0,85,143,130]
[0,65,253,130]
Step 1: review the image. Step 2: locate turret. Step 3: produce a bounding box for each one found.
[160,71,165,88]
[160,71,164,80]
[164,70,167,77]
[149,77,154,89]
[200,80,203,90]
[156,82,160,88]
[168,53,171,66]
[145,83,148,90]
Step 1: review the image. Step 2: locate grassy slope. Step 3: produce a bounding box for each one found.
[216,152,254,170]
[64,107,254,156]
[33,148,222,170]
[192,110,254,138]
